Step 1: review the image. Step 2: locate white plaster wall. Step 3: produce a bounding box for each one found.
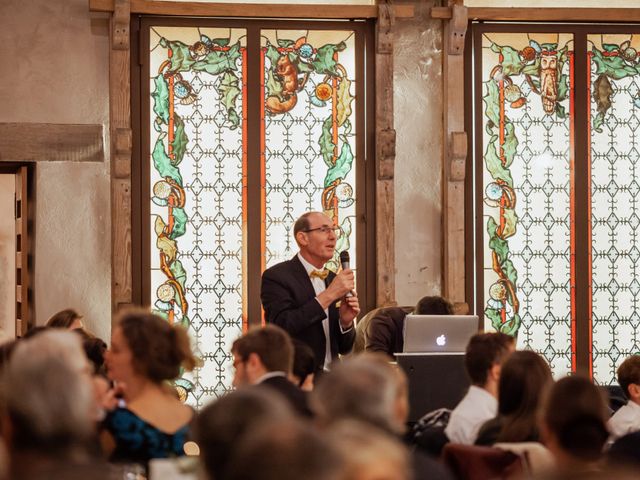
[0,176,15,342]
[393,0,444,305]
[0,0,112,341]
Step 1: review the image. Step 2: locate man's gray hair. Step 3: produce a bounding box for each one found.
[311,353,405,434]
[2,330,94,450]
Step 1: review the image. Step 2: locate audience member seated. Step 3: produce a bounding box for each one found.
[1,330,115,480]
[540,375,609,476]
[312,352,408,435]
[445,332,515,444]
[225,418,344,480]
[85,335,108,377]
[231,325,312,417]
[327,419,412,480]
[364,296,453,357]
[101,309,197,469]
[0,341,17,371]
[74,329,108,376]
[475,350,552,445]
[194,388,295,480]
[45,308,84,330]
[607,354,640,441]
[607,429,640,469]
[312,353,454,480]
[353,305,412,354]
[290,338,316,391]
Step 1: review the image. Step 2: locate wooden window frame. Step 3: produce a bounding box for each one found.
[130,16,377,324]
[0,163,35,337]
[93,0,408,321]
[459,16,640,376]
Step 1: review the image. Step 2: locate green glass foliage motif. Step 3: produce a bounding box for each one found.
[262,35,356,272]
[483,39,571,336]
[591,41,640,132]
[150,33,244,402]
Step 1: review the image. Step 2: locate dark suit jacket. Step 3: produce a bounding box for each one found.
[258,374,312,418]
[261,255,355,371]
[364,306,413,357]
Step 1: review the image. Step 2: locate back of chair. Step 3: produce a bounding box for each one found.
[442,443,523,480]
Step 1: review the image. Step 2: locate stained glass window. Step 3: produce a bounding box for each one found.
[479,32,575,377]
[148,26,247,406]
[476,27,640,382]
[589,34,640,385]
[262,29,357,272]
[144,22,366,407]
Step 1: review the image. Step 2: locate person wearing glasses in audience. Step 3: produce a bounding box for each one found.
[261,211,360,372]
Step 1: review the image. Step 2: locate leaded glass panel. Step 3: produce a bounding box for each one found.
[149,26,246,407]
[262,30,358,273]
[481,32,574,376]
[589,34,640,385]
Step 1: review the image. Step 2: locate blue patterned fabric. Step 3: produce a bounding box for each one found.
[105,407,190,465]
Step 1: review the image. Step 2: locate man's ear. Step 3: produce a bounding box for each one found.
[629,383,640,401]
[295,231,307,247]
[246,352,263,371]
[489,363,501,383]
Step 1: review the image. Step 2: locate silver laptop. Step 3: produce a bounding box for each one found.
[402,314,479,353]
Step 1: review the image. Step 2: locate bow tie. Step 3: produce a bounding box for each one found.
[310,269,329,280]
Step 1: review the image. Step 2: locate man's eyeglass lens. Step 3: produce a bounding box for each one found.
[304,226,341,235]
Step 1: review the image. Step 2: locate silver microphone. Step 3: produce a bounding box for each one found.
[339,250,353,297]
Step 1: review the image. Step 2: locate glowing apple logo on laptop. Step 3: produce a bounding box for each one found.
[436,334,446,347]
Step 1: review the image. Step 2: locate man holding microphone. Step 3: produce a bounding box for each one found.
[261,211,360,372]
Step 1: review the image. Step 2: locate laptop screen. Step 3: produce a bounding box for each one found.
[402,315,479,353]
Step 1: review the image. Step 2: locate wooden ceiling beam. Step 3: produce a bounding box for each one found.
[89,0,414,19]
[432,6,640,22]
[0,123,104,163]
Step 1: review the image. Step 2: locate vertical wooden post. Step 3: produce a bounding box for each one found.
[442,2,468,309]
[375,0,396,307]
[110,0,133,315]
[15,166,30,336]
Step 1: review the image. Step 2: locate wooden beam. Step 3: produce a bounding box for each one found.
[110,0,133,315]
[90,0,414,19]
[442,4,467,307]
[375,0,396,306]
[432,6,640,22]
[0,123,104,163]
[430,7,451,19]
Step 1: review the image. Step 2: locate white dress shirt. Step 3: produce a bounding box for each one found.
[445,385,498,445]
[608,400,640,440]
[298,253,333,369]
[297,253,352,370]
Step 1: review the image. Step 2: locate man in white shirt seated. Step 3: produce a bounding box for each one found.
[608,355,640,440]
[444,332,515,445]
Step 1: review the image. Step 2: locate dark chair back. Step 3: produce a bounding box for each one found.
[442,443,523,480]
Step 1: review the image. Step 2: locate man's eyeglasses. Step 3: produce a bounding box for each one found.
[303,226,342,235]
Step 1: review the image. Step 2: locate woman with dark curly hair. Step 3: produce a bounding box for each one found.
[101,309,198,468]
